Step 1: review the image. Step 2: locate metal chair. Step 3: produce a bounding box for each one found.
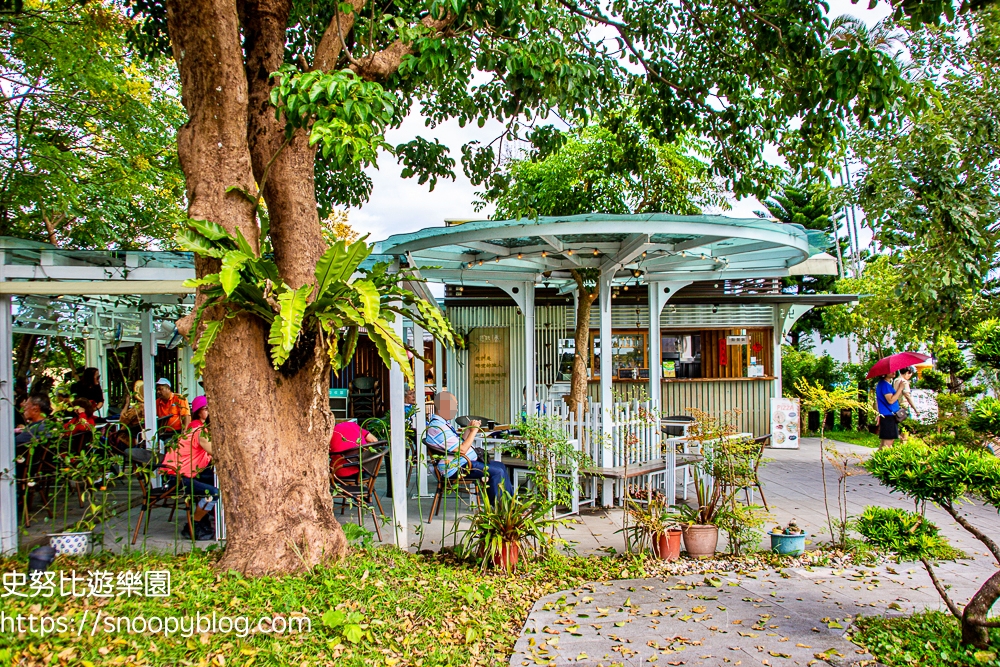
[331,441,389,541]
[744,435,770,510]
[662,415,696,499]
[129,449,193,544]
[424,440,482,523]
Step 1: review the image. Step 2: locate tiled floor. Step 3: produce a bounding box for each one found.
[21,436,1000,568]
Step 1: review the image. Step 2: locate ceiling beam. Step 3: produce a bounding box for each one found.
[672,236,726,253]
[538,235,564,252]
[457,241,510,256]
[603,233,650,269]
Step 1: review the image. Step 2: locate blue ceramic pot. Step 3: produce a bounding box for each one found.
[769,532,807,556]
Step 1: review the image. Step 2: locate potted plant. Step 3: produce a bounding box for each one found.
[462,492,560,572]
[769,520,807,555]
[620,495,683,560]
[676,409,761,558]
[48,446,120,556]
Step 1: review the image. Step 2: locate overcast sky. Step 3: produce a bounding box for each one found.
[350,0,892,243]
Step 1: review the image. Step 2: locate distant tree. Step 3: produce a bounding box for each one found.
[761,179,842,348]
[0,0,185,248]
[484,115,728,412]
[823,255,925,360]
[485,115,729,220]
[848,9,1000,339]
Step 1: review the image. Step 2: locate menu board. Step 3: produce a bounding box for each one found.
[771,397,800,449]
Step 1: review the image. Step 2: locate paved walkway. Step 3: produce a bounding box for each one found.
[507,437,1000,665]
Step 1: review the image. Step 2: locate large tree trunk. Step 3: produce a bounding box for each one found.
[567,288,597,413]
[962,571,1000,648]
[166,0,346,575]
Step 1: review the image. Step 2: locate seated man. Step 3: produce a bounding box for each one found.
[424,391,513,504]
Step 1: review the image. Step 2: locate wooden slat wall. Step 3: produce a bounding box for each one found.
[585,379,773,436]
[330,335,389,416]
[701,328,773,378]
[661,379,773,436]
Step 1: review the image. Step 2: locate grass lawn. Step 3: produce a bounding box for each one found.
[0,547,656,667]
[811,429,881,448]
[852,610,1000,666]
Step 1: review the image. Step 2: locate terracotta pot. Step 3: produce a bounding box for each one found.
[493,542,520,572]
[651,529,683,561]
[682,524,719,558]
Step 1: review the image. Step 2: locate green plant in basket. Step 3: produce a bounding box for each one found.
[461,492,562,572]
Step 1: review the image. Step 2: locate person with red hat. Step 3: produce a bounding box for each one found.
[162,395,217,540]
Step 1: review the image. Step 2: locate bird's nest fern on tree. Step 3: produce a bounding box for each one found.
[176,218,458,380]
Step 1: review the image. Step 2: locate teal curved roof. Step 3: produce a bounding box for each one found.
[375,213,826,286]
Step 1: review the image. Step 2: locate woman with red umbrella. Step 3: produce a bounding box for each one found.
[868,352,928,448]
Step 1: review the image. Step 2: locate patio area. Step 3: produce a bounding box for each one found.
[26,436,998,572]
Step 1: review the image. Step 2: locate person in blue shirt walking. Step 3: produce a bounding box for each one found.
[876,367,915,448]
[424,391,513,503]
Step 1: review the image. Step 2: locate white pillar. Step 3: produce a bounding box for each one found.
[523,281,536,419]
[648,283,663,411]
[389,312,407,547]
[598,270,614,506]
[178,344,197,402]
[413,322,429,497]
[434,339,443,392]
[773,305,784,400]
[647,281,693,411]
[0,295,17,555]
[139,308,158,449]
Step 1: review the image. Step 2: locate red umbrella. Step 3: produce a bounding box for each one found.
[865,352,931,379]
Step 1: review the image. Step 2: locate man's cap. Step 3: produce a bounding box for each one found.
[155,377,171,387]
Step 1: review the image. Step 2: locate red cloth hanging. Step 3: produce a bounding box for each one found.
[718,336,728,366]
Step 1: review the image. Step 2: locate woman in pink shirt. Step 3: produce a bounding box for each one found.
[161,395,216,540]
[329,420,377,479]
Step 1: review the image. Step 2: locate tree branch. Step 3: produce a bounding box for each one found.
[555,0,680,92]
[313,0,365,71]
[348,12,457,81]
[943,501,1000,566]
[920,556,963,621]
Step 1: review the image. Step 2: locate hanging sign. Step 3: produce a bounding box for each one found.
[771,397,800,449]
[727,335,750,345]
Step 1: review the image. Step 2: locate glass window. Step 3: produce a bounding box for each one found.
[557,338,575,381]
[590,331,647,379]
[661,333,702,378]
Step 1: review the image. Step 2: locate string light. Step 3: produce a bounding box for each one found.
[495,257,500,263]
[593,248,599,256]
[567,249,574,255]
[517,252,523,259]
[642,251,647,258]
[478,259,483,266]
[542,251,548,257]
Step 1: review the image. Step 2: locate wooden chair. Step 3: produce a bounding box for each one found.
[129,449,193,544]
[331,441,389,541]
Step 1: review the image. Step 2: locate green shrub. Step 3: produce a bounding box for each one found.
[970,397,1000,436]
[781,346,847,396]
[863,437,1000,648]
[855,507,961,561]
[972,319,1000,370]
[852,611,1000,667]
